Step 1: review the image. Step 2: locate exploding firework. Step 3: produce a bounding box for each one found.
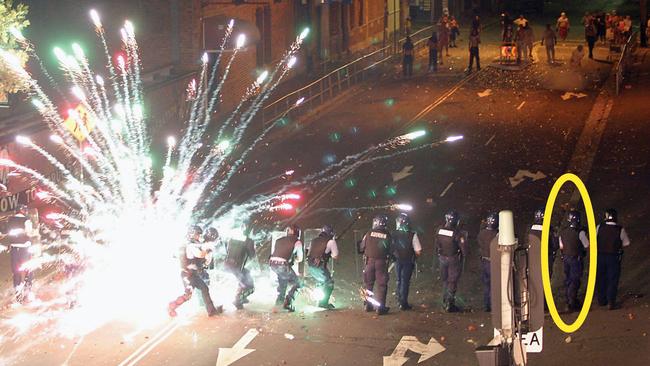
[0,8,456,355]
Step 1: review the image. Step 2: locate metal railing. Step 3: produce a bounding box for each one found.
[261,25,435,125]
[616,31,639,96]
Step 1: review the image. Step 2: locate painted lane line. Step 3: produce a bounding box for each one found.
[485,134,496,146]
[517,101,526,110]
[294,69,483,222]
[439,182,454,197]
[122,322,181,366]
[116,320,179,366]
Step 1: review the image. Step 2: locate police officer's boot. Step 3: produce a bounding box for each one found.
[275,294,285,306]
[376,305,390,315]
[318,285,335,310]
[233,287,245,310]
[283,295,295,312]
[208,304,223,317]
[446,298,460,313]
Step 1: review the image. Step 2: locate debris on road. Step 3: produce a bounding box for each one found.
[565,336,572,344]
[477,89,492,97]
[467,324,477,332]
[284,333,295,340]
[561,92,587,100]
[517,101,526,110]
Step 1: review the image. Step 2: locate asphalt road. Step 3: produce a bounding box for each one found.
[2,37,649,366]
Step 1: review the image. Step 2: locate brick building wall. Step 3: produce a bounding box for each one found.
[201,1,301,113]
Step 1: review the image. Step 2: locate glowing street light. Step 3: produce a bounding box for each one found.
[445,135,464,142]
[235,34,246,49]
[89,9,102,29]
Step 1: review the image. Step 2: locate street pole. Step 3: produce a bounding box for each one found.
[641,0,648,47]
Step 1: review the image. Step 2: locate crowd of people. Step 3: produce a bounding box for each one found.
[402,8,642,74]
[402,13,482,76]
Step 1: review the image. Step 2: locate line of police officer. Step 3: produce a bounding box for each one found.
[476,207,630,314]
[358,206,630,316]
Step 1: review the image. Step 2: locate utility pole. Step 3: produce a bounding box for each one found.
[641,0,648,47]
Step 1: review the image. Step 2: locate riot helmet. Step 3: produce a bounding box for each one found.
[188,225,203,241]
[533,208,545,225]
[204,227,219,242]
[372,214,389,230]
[321,224,335,237]
[567,210,581,229]
[604,208,618,223]
[444,210,460,229]
[395,213,411,231]
[286,224,301,238]
[485,212,498,230]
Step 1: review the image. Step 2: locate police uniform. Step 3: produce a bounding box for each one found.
[307,233,339,308]
[225,237,256,309]
[360,228,392,313]
[596,221,630,309]
[528,224,559,279]
[391,230,421,309]
[168,238,220,317]
[477,227,497,311]
[436,227,467,311]
[270,235,303,310]
[2,213,35,299]
[559,227,589,311]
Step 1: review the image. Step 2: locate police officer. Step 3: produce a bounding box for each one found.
[559,210,589,312]
[359,214,392,315]
[435,210,468,313]
[168,226,222,317]
[477,212,498,312]
[269,224,303,312]
[529,208,559,280]
[596,209,630,310]
[1,205,37,303]
[391,213,422,311]
[307,224,339,309]
[527,208,559,312]
[225,226,256,310]
[203,227,224,270]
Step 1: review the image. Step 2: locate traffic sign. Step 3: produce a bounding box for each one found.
[64,104,95,142]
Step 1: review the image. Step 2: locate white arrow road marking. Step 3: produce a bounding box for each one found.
[508,170,547,188]
[383,336,446,365]
[216,328,259,366]
[392,165,414,182]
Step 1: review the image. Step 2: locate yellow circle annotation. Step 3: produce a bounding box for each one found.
[541,173,598,333]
